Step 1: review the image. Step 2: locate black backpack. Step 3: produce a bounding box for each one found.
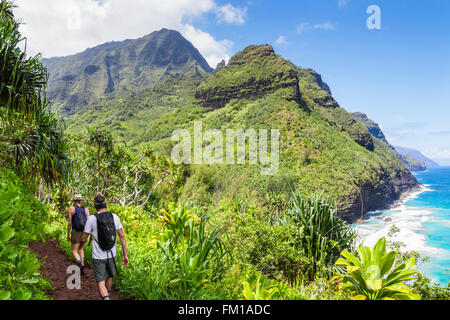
[95,212,116,251]
[72,206,87,232]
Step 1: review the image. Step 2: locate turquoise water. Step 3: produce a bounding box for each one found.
[355,167,450,286]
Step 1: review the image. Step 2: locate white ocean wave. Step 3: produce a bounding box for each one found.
[404,184,432,202]
[355,205,445,257]
[428,216,450,228]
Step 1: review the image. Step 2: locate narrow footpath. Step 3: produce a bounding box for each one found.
[28,240,121,300]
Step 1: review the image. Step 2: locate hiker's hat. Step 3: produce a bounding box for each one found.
[73,194,83,201]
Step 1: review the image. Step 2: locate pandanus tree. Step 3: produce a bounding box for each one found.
[288,192,356,281]
[0,0,71,186]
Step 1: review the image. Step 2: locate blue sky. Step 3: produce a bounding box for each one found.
[202,0,450,164]
[15,0,450,164]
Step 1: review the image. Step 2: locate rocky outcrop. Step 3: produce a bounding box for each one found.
[338,169,419,223]
[195,71,301,110]
[195,45,302,110]
[215,59,226,72]
[339,117,375,152]
[313,96,340,109]
[352,112,391,146]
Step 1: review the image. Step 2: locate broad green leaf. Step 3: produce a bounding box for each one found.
[366,264,381,280]
[379,251,398,277]
[0,290,11,300]
[347,267,365,288]
[242,281,254,300]
[411,293,421,300]
[357,246,371,266]
[385,269,419,287]
[0,225,15,242]
[13,290,32,300]
[365,279,382,290]
[384,282,412,294]
[352,294,367,300]
[335,257,350,266]
[21,278,39,284]
[341,249,362,268]
[347,265,360,274]
[403,257,417,269]
[371,237,386,264]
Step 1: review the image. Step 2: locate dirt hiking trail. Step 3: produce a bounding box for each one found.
[29,240,121,300]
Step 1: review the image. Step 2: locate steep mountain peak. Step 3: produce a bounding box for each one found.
[228,44,275,66]
[43,28,213,115]
[195,44,302,110]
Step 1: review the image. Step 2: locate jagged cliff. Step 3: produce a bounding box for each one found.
[352,112,391,146]
[339,166,419,221]
[352,112,429,173]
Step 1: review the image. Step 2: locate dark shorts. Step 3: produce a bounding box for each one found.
[71,229,83,244]
[92,258,116,282]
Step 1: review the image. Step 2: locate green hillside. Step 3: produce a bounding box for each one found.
[66,43,417,222]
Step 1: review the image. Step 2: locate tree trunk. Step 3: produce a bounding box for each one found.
[97,144,101,193]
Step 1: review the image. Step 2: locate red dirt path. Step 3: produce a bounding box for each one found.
[28,240,121,300]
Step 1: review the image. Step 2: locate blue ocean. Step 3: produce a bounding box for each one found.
[354,167,450,286]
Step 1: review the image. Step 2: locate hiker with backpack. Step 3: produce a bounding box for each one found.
[80,194,129,300]
[67,194,90,274]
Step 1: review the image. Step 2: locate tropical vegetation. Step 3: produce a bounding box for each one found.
[1,0,448,301]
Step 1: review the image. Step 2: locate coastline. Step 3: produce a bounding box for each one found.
[388,183,425,210]
[354,167,450,286]
[355,183,424,225]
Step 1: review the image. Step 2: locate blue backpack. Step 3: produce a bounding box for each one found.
[72,206,87,232]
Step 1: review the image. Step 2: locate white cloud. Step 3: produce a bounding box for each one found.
[14,0,239,67]
[313,22,336,31]
[297,22,336,34]
[181,24,233,67]
[296,23,310,34]
[215,3,247,25]
[338,0,350,8]
[422,148,450,161]
[275,35,289,46]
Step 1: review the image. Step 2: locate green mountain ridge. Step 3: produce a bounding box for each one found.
[352,112,429,172]
[395,146,440,170]
[62,37,418,222]
[43,28,213,116]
